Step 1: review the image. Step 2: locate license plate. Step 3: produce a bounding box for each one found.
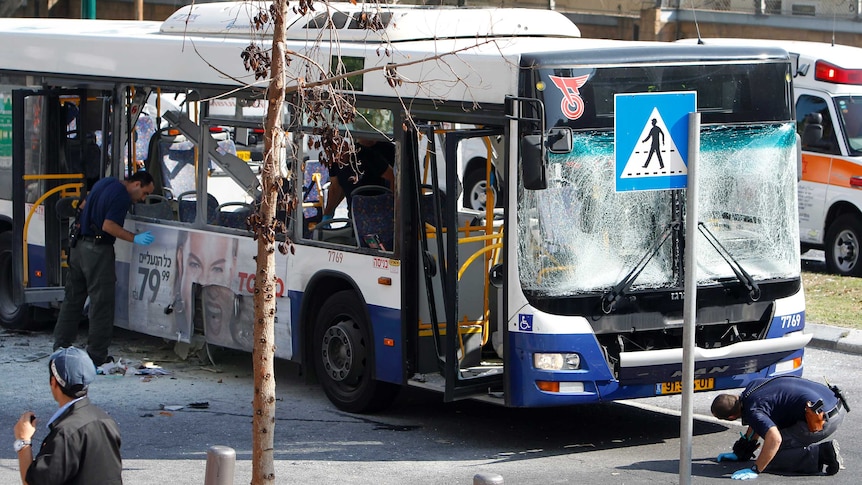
[656,378,715,395]
[236,150,252,162]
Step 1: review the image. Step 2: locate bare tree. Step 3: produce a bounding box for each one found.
[237,1,499,481]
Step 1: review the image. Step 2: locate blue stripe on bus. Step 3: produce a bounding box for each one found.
[288,290,402,384]
[368,304,402,384]
[506,327,805,407]
[26,245,47,287]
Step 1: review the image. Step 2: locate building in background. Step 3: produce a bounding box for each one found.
[0,1,858,51]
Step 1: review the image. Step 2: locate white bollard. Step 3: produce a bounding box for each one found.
[473,472,504,485]
[204,445,236,485]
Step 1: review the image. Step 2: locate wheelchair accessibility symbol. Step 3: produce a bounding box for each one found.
[518,314,533,332]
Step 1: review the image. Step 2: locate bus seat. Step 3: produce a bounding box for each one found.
[214,202,254,230]
[302,160,330,221]
[420,184,446,228]
[130,194,175,220]
[209,139,238,173]
[351,189,395,250]
[135,114,157,169]
[178,191,219,224]
[313,218,356,246]
[158,136,196,196]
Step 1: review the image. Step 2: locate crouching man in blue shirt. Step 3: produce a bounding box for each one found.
[13,347,122,485]
[711,376,847,479]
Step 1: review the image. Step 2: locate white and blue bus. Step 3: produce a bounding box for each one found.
[0,2,809,412]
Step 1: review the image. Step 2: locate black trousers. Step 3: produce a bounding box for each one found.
[768,406,845,474]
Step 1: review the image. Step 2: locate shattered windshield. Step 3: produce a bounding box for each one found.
[518,123,800,297]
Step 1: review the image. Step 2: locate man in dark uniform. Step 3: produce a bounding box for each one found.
[322,138,395,220]
[711,376,847,479]
[53,171,156,366]
[13,347,122,485]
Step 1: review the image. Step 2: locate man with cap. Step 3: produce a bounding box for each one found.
[13,347,122,485]
[711,375,847,479]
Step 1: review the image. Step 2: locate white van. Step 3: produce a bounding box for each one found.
[679,39,862,276]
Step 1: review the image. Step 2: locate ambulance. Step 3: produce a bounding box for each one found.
[680,39,862,276]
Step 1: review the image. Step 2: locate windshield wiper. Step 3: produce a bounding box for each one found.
[602,221,679,314]
[698,222,761,302]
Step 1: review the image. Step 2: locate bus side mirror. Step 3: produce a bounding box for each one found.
[521,135,547,190]
[547,127,572,154]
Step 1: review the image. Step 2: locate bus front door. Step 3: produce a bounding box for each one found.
[413,125,505,402]
[5,88,109,328]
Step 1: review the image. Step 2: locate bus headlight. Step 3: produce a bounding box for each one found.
[533,353,581,370]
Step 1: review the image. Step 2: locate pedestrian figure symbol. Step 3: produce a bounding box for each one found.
[618,107,687,181]
[642,118,665,169]
[614,91,695,192]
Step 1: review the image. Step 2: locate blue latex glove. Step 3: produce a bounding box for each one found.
[321,214,333,222]
[717,452,739,462]
[731,468,758,480]
[133,231,154,246]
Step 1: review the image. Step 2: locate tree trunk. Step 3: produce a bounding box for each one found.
[252,0,288,483]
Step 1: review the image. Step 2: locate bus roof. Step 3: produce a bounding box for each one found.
[0,3,792,105]
[678,38,862,92]
[160,1,582,42]
[680,38,862,69]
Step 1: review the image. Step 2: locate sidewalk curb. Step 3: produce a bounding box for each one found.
[806,323,862,356]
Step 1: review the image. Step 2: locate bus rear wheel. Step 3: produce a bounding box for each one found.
[825,214,862,277]
[313,290,398,413]
[0,232,33,330]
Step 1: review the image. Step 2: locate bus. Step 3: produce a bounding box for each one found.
[680,38,862,277]
[0,2,810,412]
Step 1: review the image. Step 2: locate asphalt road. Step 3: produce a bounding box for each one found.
[0,327,857,484]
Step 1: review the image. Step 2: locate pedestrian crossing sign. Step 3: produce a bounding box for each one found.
[614,91,696,192]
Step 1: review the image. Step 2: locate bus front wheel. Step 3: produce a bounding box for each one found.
[825,214,862,277]
[313,290,398,413]
[0,232,32,330]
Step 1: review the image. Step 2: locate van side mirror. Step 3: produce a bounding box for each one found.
[521,135,547,190]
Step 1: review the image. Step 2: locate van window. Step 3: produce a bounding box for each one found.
[796,94,840,155]
[836,96,862,156]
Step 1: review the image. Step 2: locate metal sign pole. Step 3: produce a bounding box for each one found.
[679,111,700,484]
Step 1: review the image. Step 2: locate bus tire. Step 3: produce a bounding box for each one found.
[0,232,33,330]
[313,290,399,413]
[824,214,862,277]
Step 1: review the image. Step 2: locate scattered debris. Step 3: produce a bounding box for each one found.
[136,361,171,376]
[161,405,184,411]
[96,358,130,376]
[187,402,209,409]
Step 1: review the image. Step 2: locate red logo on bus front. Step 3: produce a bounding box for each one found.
[372,257,389,270]
[548,74,589,120]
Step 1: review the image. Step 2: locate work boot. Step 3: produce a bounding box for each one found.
[819,440,844,475]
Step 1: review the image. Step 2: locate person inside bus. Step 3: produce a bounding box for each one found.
[321,137,395,220]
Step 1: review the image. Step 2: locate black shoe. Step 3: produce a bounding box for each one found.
[821,440,843,475]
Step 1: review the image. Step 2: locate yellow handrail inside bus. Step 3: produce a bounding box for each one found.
[22,177,84,287]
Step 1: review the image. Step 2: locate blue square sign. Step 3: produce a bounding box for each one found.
[614,91,696,192]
